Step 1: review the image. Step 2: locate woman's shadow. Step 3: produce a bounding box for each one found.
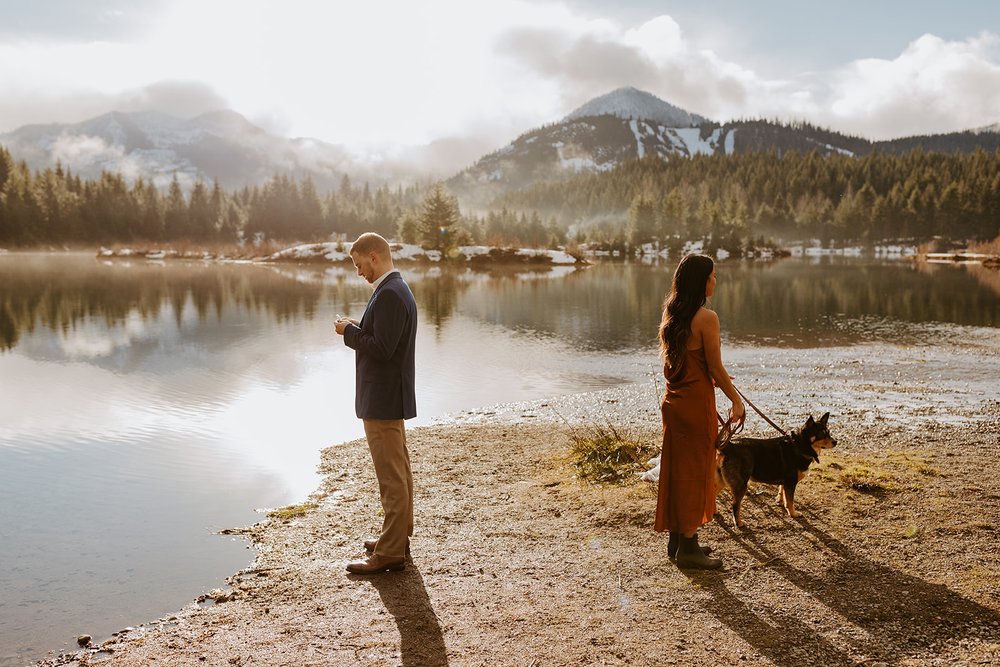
[356,560,448,666]
[688,514,1000,666]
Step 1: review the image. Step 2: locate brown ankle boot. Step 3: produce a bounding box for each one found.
[668,532,713,560]
[676,533,722,570]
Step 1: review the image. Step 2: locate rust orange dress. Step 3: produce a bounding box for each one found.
[654,347,718,534]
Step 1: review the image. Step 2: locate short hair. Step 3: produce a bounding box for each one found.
[350,232,391,258]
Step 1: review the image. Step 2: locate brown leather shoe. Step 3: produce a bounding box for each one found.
[346,555,405,574]
[364,539,410,554]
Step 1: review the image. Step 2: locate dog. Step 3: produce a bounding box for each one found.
[715,412,836,527]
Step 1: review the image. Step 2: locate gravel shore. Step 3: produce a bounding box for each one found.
[35,339,1000,666]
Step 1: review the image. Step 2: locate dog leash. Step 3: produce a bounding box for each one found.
[714,411,744,450]
[734,386,788,436]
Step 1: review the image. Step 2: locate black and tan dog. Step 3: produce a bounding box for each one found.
[715,413,836,527]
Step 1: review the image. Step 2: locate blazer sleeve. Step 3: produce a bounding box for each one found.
[343,288,407,361]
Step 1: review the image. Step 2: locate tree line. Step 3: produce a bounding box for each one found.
[2,144,998,250]
[0,146,561,250]
[0,146,425,246]
[494,149,1000,248]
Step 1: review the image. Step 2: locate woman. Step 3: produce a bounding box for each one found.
[654,254,744,569]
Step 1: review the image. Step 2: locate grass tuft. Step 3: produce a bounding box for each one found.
[268,502,317,520]
[885,451,940,476]
[567,422,657,485]
[838,465,896,493]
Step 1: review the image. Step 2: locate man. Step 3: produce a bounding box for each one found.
[334,232,418,574]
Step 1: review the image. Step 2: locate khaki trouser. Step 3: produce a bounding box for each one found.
[363,419,414,558]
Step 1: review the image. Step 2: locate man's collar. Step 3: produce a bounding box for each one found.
[371,268,399,291]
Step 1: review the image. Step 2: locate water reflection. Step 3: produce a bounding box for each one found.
[452,259,1000,349]
[0,254,634,665]
[1,252,998,665]
[4,255,997,357]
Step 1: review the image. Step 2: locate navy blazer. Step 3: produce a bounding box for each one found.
[343,271,417,420]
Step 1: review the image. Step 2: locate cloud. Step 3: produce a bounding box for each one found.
[2,1,1000,162]
[47,133,165,183]
[367,135,505,181]
[495,15,775,122]
[820,32,1000,138]
[50,134,125,167]
[496,15,1000,140]
[115,80,228,118]
[0,80,228,133]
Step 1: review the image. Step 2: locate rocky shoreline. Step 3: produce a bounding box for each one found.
[34,339,1000,666]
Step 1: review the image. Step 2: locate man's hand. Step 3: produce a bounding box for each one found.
[334,317,350,336]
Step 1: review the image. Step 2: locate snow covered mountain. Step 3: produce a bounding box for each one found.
[447,86,1000,206]
[5,86,998,200]
[0,109,357,190]
[563,86,708,128]
[447,87,736,203]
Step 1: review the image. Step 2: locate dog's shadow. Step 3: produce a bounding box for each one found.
[694,515,1000,665]
[681,565,855,666]
[360,561,449,666]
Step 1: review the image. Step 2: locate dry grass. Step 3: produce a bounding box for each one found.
[884,450,940,476]
[969,233,1000,255]
[837,464,898,492]
[567,422,658,484]
[267,502,317,520]
[813,449,947,494]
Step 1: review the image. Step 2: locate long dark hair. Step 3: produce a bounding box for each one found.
[659,254,714,369]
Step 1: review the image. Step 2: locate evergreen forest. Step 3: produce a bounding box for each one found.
[498,150,1000,250]
[1,143,998,251]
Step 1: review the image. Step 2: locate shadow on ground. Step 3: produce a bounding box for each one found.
[686,514,1000,666]
[362,561,448,667]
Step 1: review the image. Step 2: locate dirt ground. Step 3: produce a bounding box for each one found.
[36,342,1000,667]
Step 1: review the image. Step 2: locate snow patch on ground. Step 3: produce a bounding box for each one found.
[671,128,722,156]
[561,157,599,171]
[629,119,645,158]
[263,243,578,265]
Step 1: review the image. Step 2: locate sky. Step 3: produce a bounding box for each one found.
[1,0,999,170]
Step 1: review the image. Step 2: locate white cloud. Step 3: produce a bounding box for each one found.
[50,133,124,166]
[820,32,1000,138]
[0,0,998,163]
[497,15,1000,139]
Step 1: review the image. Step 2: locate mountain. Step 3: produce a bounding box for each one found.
[447,87,730,204]
[564,87,708,128]
[5,88,999,200]
[0,109,358,190]
[447,87,1000,207]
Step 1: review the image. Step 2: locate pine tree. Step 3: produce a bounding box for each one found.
[163,176,187,239]
[397,212,419,244]
[627,195,657,248]
[189,180,214,240]
[417,184,460,252]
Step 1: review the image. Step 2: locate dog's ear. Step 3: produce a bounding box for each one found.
[807,415,815,426]
[820,412,829,425]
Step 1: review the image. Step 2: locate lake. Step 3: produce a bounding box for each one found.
[1,252,998,664]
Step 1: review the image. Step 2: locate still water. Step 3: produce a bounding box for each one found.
[1,253,998,664]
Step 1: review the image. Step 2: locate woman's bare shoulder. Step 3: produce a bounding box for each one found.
[692,307,718,324]
[691,307,719,336]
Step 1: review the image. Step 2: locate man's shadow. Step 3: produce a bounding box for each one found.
[359,561,448,666]
[689,511,1000,666]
